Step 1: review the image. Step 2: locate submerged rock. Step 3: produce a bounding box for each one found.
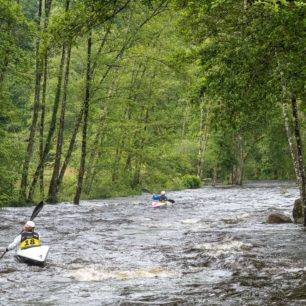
[267,212,292,224]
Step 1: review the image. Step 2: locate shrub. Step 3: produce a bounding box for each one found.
[182,175,201,189]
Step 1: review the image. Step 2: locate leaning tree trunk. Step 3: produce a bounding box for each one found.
[56,107,84,195]
[74,33,92,205]
[20,0,42,202]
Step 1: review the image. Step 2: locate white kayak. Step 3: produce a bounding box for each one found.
[15,245,50,266]
[152,201,174,209]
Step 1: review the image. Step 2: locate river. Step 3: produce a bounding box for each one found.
[1,181,305,305]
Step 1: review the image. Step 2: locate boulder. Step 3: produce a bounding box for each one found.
[293,198,304,224]
[267,212,292,224]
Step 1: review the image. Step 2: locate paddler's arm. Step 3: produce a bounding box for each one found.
[7,235,21,251]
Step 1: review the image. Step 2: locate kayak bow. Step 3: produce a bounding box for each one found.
[151,201,174,209]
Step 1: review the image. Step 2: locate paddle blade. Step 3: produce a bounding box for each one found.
[30,201,44,221]
[0,250,7,260]
[168,199,175,203]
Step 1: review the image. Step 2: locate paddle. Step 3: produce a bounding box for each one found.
[142,188,175,203]
[30,201,44,221]
[165,199,175,204]
[0,201,44,261]
[0,249,6,260]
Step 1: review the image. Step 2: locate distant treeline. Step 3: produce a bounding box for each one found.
[0,0,304,207]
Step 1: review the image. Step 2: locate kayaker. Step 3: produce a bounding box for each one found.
[160,191,168,201]
[6,221,40,252]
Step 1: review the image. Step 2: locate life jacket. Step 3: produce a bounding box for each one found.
[19,231,40,250]
[152,195,161,201]
[160,195,167,201]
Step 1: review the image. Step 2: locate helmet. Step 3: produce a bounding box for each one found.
[161,191,166,195]
[25,221,35,228]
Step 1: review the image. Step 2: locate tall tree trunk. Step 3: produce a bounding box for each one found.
[83,105,107,194]
[113,65,144,182]
[28,44,66,202]
[132,108,149,188]
[20,0,42,202]
[74,33,92,204]
[196,97,209,178]
[282,100,301,188]
[39,0,53,199]
[81,28,115,195]
[278,56,305,222]
[181,98,189,138]
[28,0,70,202]
[278,56,302,191]
[112,105,131,182]
[86,149,103,196]
[236,134,264,185]
[290,95,306,226]
[47,46,72,203]
[238,143,245,186]
[39,52,48,200]
[128,67,152,188]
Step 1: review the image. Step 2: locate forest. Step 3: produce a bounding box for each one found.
[0,0,305,207]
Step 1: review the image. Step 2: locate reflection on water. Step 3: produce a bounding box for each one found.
[1,181,306,305]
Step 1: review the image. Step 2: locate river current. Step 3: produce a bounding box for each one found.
[1,181,306,305]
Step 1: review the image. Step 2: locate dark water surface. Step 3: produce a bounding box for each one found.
[1,181,306,306]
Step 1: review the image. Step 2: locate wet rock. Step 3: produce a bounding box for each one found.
[292,198,304,224]
[267,212,292,224]
[221,218,239,224]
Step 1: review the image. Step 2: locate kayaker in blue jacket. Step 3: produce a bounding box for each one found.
[152,194,161,201]
[6,221,40,252]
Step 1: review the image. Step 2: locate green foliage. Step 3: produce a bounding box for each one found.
[0,134,23,207]
[182,175,201,189]
[1,0,304,206]
[0,0,35,207]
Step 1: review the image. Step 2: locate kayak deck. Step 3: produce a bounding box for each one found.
[15,245,50,267]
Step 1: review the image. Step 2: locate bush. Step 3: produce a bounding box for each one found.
[182,175,201,189]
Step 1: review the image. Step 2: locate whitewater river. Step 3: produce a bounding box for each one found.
[1,181,306,305]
